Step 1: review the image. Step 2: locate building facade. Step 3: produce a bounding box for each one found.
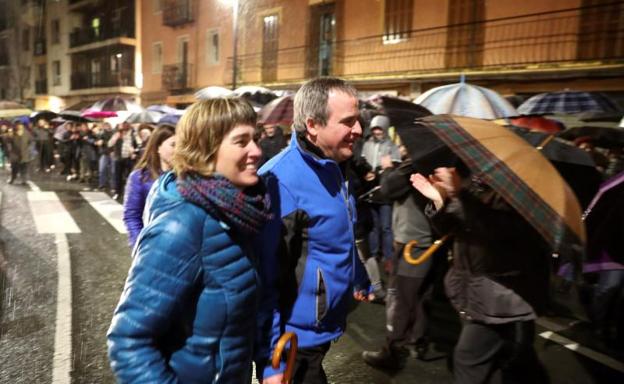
[140,0,624,106]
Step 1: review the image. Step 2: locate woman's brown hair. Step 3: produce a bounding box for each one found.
[134,125,175,181]
[173,98,256,178]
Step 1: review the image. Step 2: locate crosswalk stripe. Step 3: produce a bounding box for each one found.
[27,192,81,234]
[79,192,127,234]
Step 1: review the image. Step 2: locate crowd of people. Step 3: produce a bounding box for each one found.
[1,76,623,384]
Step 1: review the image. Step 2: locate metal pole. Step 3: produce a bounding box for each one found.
[231,0,239,90]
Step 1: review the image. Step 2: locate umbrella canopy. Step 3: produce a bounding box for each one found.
[81,109,118,119]
[125,110,164,124]
[507,125,601,208]
[0,100,32,119]
[409,115,585,260]
[557,126,624,148]
[90,97,143,113]
[194,86,235,100]
[146,104,185,115]
[583,171,624,263]
[234,85,274,96]
[54,111,94,123]
[30,110,58,122]
[509,115,565,134]
[414,82,518,119]
[258,95,294,126]
[157,113,182,126]
[578,111,624,123]
[518,91,621,115]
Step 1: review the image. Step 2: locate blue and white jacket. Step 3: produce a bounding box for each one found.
[256,132,369,378]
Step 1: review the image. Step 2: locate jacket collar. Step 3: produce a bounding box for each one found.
[291,131,347,177]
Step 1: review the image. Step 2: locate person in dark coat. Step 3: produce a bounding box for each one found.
[258,125,287,165]
[4,121,33,184]
[411,166,550,384]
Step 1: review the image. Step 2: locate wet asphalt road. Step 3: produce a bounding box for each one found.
[0,168,623,383]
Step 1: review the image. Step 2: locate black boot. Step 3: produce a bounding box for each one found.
[362,347,406,370]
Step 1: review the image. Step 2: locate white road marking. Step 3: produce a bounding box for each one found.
[26,180,41,191]
[27,192,81,234]
[51,233,72,384]
[79,192,127,234]
[539,330,624,373]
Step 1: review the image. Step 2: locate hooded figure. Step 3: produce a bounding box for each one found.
[361,115,401,171]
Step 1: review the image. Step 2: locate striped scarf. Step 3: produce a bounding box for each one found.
[176,173,272,235]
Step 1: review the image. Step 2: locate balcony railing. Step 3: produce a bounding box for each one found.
[163,0,195,27]
[225,3,624,85]
[162,63,194,92]
[69,21,134,48]
[70,69,134,90]
[34,39,46,56]
[35,79,48,94]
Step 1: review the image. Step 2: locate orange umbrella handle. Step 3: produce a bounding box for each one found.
[403,235,451,265]
[272,332,298,384]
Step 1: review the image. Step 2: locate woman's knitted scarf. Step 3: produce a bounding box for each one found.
[176,172,272,235]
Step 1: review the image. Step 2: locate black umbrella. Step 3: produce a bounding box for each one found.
[507,125,601,208]
[30,110,58,122]
[558,126,624,148]
[54,111,94,123]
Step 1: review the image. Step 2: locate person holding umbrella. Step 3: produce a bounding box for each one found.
[411,165,551,383]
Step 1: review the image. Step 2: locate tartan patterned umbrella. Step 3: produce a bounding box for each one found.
[518,91,621,115]
[411,115,585,261]
[258,95,294,126]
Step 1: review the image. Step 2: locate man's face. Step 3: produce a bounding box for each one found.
[309,90,361,162]
[264,125,275,137]
[371,127,384,140]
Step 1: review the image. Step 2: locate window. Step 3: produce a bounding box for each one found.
[262,14,278,82]
[152,42,163,74]
[51,19,60,44]
[206,29,219,65]
[52,60,61,85]
[383,0,413,44]
[22,27,30,51]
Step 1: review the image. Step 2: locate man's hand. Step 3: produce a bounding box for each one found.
[364,172,376,182]
[263,373,284,384]
[353,290,368,302]
[380,155,394,170]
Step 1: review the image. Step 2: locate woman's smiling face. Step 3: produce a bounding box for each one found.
[214,124,262,188]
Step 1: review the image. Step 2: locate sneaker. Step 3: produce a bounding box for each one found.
[362,348,406,370]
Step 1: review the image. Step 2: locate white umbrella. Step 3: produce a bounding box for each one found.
[194,86,235,100]
[415,82,517,119]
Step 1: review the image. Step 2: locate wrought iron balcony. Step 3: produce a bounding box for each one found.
[35,79,48,94]
[162,63,194,92]
[225,3,624,85]
[34,39,46,56]
[162,0,195,27]
[70,69,134,90]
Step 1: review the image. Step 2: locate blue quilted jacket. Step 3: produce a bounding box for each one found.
[108,171,259,383]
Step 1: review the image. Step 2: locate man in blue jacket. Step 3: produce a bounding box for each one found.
[258,77,370,384]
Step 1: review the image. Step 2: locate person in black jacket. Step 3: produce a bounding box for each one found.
[411,166,550,384]
[258,125,287,166]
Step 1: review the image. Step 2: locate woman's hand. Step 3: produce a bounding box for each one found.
[410,173,445,209]
[431,167,461,199]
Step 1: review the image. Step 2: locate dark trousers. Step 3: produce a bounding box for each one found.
[9,162,28,182]
[453,320,549,384]
[367,203,394,260]
[386,274,431,349]
[113,157,133,192]
[292,342,331,384]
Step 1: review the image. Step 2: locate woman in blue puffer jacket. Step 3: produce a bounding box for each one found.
[107,98,272,383]
[122,124,175,248]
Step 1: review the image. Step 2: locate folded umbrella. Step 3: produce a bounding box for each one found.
[409,115,585,261]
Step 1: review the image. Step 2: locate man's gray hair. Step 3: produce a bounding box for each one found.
[292,77,358,133]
